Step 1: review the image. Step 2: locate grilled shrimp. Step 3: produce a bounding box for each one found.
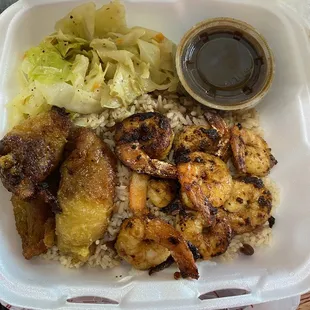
[148,178,178,209]
[124,172,169,266]
[177,152,233,224]
[231,124,277,176]
[115,215,199,279]
[176,211,232,260]
[174,111,230,163]
[223,176,272,235]
[129,172,150,216]
[115,112,177,178]
[118,171,199,278]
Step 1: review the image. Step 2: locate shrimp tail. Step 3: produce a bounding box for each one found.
[204,111,231,160]
[204,111,229,137]
[182,182,216,226]
[150,159,178,179]
[149,255,174,275]
[149,242,202,276]
[230,125,247,174]
[145,216,199,279]
[270,153,278,168]
[116,143,178,179]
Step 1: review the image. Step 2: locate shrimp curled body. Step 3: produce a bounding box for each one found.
[115,112,177,178]
[231,124,277,176]
[115,216,199,279]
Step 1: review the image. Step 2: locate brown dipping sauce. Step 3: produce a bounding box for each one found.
[176,18,274,110]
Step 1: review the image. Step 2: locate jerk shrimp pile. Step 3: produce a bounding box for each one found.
[113,109,277,279]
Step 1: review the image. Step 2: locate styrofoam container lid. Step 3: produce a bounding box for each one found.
[1,0,310,309]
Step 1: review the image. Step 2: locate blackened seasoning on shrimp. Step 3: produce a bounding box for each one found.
[115,112,177,179]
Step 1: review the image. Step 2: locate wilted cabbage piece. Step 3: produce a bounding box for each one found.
[55,2,96,40]
[95,0,128,36]
[21,41,72,84]
[8,0,179,127]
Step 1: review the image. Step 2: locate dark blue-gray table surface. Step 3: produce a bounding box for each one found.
[0,0,17,13]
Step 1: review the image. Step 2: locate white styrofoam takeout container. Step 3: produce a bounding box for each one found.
[1,0,310,309]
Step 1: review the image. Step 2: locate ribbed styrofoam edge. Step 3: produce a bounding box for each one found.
[0,295,302,310]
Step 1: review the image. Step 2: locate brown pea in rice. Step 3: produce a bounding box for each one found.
[42,93,280,269]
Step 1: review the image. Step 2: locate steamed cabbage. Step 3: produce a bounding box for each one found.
[8,0,179,128]
[137,39,160,69]
[21,42,72,84]
[69,55,89,88]
[6,84,50,129]
[95,0,127,37]
[35,82,103,114]
[55,2,96,41]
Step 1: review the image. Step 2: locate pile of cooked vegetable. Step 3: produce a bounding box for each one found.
[8,0,178,128]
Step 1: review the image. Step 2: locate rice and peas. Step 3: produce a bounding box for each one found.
[42,92,279,269]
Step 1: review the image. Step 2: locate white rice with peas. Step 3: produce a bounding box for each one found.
[42,92,280,269]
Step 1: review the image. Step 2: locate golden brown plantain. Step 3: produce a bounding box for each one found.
[56,128,117,262]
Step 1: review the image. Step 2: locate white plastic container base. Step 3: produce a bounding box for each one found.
[1,0,310,309]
